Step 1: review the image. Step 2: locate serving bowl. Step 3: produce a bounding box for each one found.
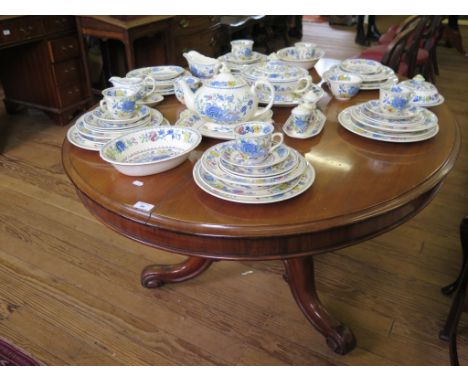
[276,47,325,70]
[399,75,444,107]
[100,126,202,176]
[183,50,221,79]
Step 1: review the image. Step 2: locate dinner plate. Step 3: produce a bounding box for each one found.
[127,65,184,81]
[93,105,151,125]
[220,149,298,178]
[193,160,315,204]
[221,142,290,169]
[201,145,307,186]
[364,100,423,120]
[67,124,104,151]
[339,108,439,143]
[340,58,383,75]
[84,108,163,131]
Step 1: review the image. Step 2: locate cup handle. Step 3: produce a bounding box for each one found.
[99,99,107,110]
[252,80,275,119]
[144,76,156,96]
[269,132,284,153]
[294,76,312,94]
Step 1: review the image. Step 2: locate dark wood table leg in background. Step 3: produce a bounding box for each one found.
[283,256,357,355]
[141,256,213,289]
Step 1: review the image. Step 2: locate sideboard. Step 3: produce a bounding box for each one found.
[0,15,92,125]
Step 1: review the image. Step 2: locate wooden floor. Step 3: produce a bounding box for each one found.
[0,19,467,366]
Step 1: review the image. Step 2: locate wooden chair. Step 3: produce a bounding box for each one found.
[378,15,421,45]
[440,216,468,366]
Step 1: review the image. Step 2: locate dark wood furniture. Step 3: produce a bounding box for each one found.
[62,61,460,355]
[0,16,92,125]
[440,216,468,365]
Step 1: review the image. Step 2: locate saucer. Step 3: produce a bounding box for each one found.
[85,107,163,131]
[221,51,265,64]
[221,142,290,169]
[340,58,383,75]
[282,110,326,139]
[137,93,164,106]
[67,124,104,151]
[257,84,325,107]
[93,105,151,125]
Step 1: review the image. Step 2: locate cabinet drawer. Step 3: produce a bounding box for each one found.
[174,28,223,64]
[0,17,44,46]
[57,82,84,107]
[173,16,220,35]
[44,16,75,34]
[48,36,80,63]
[52,59,82,85]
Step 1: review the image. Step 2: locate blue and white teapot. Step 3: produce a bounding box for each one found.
[178,63,275,125]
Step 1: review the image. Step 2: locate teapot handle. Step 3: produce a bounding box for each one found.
[252,80,275,119]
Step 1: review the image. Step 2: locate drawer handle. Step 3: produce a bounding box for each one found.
[67,90,73,95]
[179,19,190,28]
[2,29,11,36]
[61,46,67,51]
[209,37,216,46]
[68,44,74,49]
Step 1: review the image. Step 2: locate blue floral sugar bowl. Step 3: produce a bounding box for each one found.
[328,73,362,101]
[178,63,276,125]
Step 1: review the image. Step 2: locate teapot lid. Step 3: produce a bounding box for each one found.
[205,63,246,89]
[241,53,308,82]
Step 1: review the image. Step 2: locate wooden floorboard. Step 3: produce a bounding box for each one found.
[0,18,467,365]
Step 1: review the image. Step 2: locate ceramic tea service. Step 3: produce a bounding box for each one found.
[294,42,316,59]
[327,72,362,101]
[109,76,156,101]
[276,45,325,70]
[242,54,313,105]
[231,39,254,61]
[234,122,284,164]
[183,50,221,79]
[282,98,326,139]
[399,75,445,107]
[100,87,138,120]
[178,63,275,126]
[174,75,202,105]
[379,84,414,114]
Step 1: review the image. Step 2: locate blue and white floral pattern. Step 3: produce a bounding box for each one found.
[195,92,255,124]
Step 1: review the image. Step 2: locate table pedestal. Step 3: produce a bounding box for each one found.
[141,254,356,355]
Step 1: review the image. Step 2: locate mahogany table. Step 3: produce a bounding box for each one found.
[62,68,460,355]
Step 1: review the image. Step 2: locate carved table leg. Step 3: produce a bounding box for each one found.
[283,256,356,355]
[441,216,468,296]
[141,257,213,288]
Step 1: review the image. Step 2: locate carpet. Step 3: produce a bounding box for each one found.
[0,338,41,366]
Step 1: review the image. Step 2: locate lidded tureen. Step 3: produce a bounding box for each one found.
[399,75,443,106]
[241,53,312,95]
[178,63,275,125]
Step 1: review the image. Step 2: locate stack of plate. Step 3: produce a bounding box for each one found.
[67,105,168,151]
[323,59,398,90]
[218,51,267,73]
[338,100,439,143]
[193,141,315,204]
[126,65,186,96]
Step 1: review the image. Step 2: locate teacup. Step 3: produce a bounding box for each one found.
[234,122,283,164]
[100,87,137,120]
[328,73,362,101]
[379,84,414,114]
[109,76,156,101]
[231,39,254,60]
[294,42,316,60]
[291,105,313,134]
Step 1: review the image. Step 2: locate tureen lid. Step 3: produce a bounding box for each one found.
[241,53,308,82]
[205,63,246,89]
[400,75,438,95]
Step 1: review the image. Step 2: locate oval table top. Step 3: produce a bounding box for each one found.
[62,68,461,261]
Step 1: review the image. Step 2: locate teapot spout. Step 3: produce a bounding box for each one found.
[177,78,197,112]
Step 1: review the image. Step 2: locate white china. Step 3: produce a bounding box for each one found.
[322,64,398,90]
[193,159,315,204]
[379,84,414,114]
[200,142,307,186]
[222,142,290,168]
[84,107,162,131]
[231,39,254,61]
[338,106,439,143]
[283,109,326,139]
[92,104,151,125]
[109,76,156,100]
[399,75,445,107]
[99,126,202,176]
[175,108,273,140]
[127,65,184,81]
[327,72,362,101]
[294,42,317,59]
[340,58,383,75]
[174,75,202,105]
[242,54,312,97]
[257,83,324,107]
[276,46,325,70]
[100,87,138,120]
[136,93,164,107]
[178,63,275,125]
[67,124,104,151]
[363,99,421,120]
[183,50,221,79]
[233,122,284,164]
[217,52,267,73]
